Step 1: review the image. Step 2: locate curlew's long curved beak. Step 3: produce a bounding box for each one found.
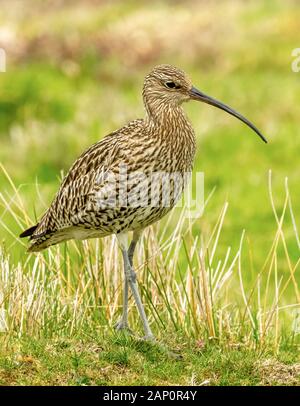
[189,87,267,143]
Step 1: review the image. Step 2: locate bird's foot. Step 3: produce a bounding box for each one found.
[114,320,134,335]
[139,335,182,359]
[142,333,156,342]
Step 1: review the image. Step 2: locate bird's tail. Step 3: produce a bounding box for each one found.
[19,224,55,252]
[27,238,55,252]
[19,225,38,238]
[20,224,73,252]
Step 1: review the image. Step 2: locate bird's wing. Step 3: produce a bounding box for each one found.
[31,132,122,239]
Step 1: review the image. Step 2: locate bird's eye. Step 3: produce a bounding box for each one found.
[165,81,181,89]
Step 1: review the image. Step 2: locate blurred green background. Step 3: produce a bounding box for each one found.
[0,0,299,274]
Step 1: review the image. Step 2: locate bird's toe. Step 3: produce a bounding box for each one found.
[142,333,156,342]
[114,320,133,335]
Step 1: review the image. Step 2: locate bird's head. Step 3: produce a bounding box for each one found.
[143,64,193,106]
[143,64,267,143]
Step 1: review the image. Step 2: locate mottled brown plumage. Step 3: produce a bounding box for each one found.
[20,64,266,339]
[21,65,197,252]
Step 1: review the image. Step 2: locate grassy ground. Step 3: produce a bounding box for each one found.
[0,0,300,385]
[0,332,299,386]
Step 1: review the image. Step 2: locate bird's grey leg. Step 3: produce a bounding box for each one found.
[117,232,154,341]
[115,231,141,332]
[121,249,154,340]
[114,258,130,332]
[128,230,141,267]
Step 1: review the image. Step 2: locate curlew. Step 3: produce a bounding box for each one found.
[20,64,267,340]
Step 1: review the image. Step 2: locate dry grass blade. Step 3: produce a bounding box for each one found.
[0,168,299,348]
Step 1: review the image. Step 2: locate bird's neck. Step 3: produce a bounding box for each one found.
[145,99,191,134]
[144,100,196,171]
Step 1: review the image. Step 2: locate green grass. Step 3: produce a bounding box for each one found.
[0,332,299,386]
[0,0,300,385]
